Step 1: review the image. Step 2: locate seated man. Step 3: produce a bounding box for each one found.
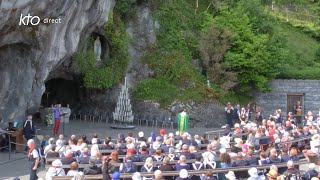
[77,148,90,164]
[232,152,249,178]
[245,149,258,165]
[302,163,318,180]
[269,148,280,164]
[175,155,191,171]
[283,161,300,179]
[259,151,270,165]
[178,144,193,159]
[138,145,151,162]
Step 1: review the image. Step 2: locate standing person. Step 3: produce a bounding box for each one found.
[225,102,234,128]
[23,114,36,152]
[53,104,61,136]
[177,110,189,135]
[246,103,252,121]
[256,106,263,125]
[27,139,40,180]
[295,100,302,124]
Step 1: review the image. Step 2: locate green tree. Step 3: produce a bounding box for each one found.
[199,25,237,90]
[214,4,281,92]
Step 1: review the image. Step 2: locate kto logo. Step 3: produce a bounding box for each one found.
[19,14,40,26]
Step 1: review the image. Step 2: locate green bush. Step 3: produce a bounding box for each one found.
[74,13,129,89]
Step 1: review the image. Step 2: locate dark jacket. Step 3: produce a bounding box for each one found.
[303,170,318,180]
[175,163,191,171]
[83,165,102,175]
[269,155,281,163]
[77,156,90,164]
[245,156,258,165]
[23,120,35,139]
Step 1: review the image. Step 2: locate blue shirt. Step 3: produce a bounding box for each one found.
[53,107,61,119]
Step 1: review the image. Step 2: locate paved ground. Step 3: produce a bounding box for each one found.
[0,120,216,179]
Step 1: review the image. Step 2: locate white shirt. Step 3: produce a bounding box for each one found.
[91,144,99,157]
[46,167,66,179]
[31,149,39,158]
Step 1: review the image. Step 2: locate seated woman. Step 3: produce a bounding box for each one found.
[141,157,156,172]
[220,152,231,168]
[108,151,120,174]
[46,159,65,179]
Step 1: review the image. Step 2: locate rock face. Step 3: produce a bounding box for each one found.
[72,4,226,127]
[0,0,113,122]
[125,4,156,88]
[255,79,320,118]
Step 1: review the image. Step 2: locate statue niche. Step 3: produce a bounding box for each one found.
[91,34,110,64]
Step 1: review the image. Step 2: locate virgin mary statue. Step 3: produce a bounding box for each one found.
[94,36,101,61]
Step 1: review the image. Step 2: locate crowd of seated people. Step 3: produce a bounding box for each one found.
[41,109,320,180]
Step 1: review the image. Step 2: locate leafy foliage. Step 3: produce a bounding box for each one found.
[74,13,129,89]
[199,25,237,90]
[213,1,288,92]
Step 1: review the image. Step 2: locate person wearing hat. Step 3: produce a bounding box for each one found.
[177,109,189,135]
[61,149,76,166]
[132,172,142,180]
[248,168,263,180]
[137,131,147,143]
[267,169,278,180]
[176,169,191,180]
[46,159,66,179]
[225,171,236,180]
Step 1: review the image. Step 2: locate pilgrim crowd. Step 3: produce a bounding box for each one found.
[28,102,320,180]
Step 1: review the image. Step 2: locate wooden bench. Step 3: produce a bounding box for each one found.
[52,159,309,179]
[46,159,197,169]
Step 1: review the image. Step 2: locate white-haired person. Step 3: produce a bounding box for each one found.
[44,138,55,157]
[154,170,163,180]
[137,131,147,143]
[302,163,318,180]
[176,169,191,180]
[55,134,66,157]
[283,161,300,178]
[27,139,40,180]
[248,167,264,180]
[175,155,191,171]
[91,138,99,157]
[305,111,314,126]
[132,172,141,180]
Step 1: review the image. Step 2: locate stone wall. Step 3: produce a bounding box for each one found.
[255,79,320,118]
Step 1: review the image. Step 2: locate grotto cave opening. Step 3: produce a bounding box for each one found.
[41,78,81,108]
